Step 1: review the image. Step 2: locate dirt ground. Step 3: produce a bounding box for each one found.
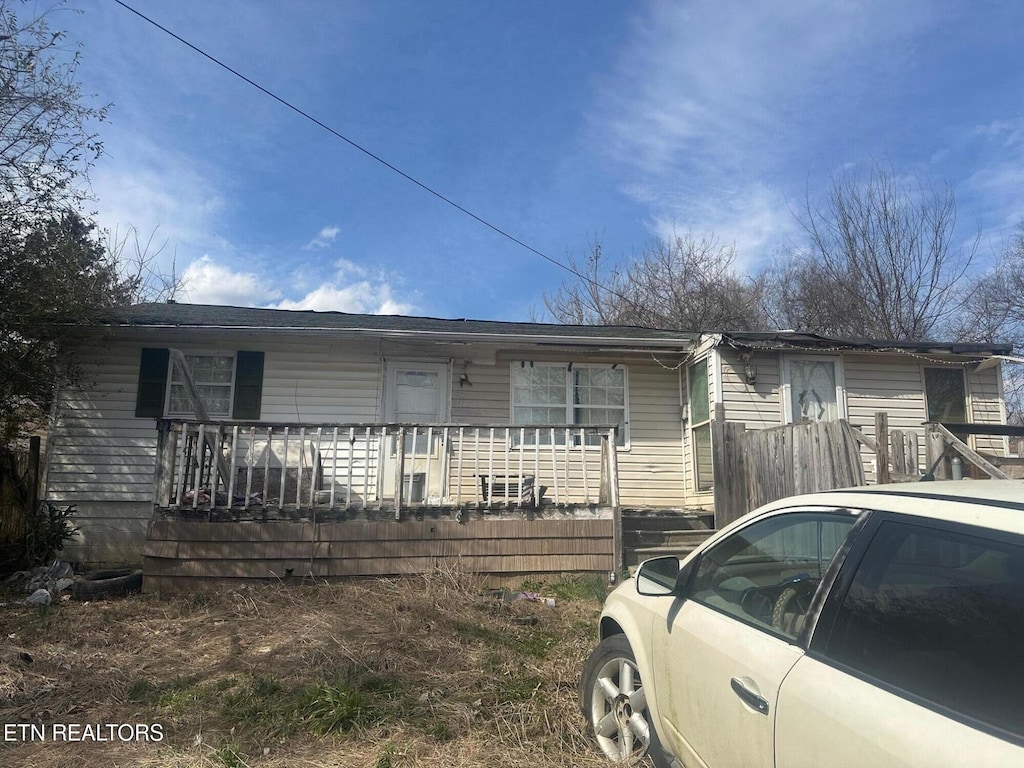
[0,571,616,768]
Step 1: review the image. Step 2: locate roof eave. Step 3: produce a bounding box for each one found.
[95,321,698,351]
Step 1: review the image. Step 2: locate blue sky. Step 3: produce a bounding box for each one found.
[60,0,1024,321]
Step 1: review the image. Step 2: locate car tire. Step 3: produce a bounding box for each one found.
[71,568,144,600]
[581,634,671,767]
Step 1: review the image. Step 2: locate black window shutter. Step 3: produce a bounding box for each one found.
[135,347,170,418]
[232,351,264,420]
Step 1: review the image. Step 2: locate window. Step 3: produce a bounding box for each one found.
[784,356,843,423]
[825,521,1024,739]
[511,364,626,446]
[168,355,235,417]
[924,367,967,423]
[134,348,264,420]
[688,359,712,491]
[690,511,857,641]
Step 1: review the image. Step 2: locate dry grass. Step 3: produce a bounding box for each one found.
[0,570,615,767]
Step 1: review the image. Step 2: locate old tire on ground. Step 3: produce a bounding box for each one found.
[580,634,671,767]
[72,568,143,600]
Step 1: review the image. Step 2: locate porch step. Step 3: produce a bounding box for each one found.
[621,509,715,568]
[626,539,712,567]
[621,510,713,532]
[624,528,714,548]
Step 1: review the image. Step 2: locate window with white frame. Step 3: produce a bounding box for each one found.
[783,356,845,424]
[688,358,713,492]
[511,363,627,446]
[167,354,235,417]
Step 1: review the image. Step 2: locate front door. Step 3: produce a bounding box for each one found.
[382,362,450,503]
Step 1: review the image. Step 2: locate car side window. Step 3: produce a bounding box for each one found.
[825,520,1024,740]
[689,511,857,640]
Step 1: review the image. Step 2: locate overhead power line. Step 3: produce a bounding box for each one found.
[111,0,648,322]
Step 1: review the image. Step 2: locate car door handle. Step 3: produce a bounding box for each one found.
[731,677,770,715]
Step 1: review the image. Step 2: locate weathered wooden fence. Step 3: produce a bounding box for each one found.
[711,410,864,528]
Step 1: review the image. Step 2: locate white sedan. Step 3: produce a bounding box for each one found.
[581,480,1024,768]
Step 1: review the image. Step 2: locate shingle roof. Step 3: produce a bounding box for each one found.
[89,303,1013,356]
[720,331,1012,356]
[93,303,700,346]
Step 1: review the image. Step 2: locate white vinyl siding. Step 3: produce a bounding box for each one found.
[455,356,685,507]
[719,349,782,429]
[716,349,1008,484]
[46,340,694,565]
[967,363,1006,456]
[46,336,386,506]
[622,361,687,507]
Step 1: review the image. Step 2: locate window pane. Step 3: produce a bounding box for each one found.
[168,383,231,417]
[693,422,713,491]
[827,522,1024,738]
[689,360,710,424]
[395,371,439,421]
[168,386,191,414]
[516,407,565,425]
[574,406,626,446]
[167,355,234,417]
[691,512,856,640]
[572,367,626,444]
[512,367,567,411]
[789,360,837,422]
[924,368,967,423]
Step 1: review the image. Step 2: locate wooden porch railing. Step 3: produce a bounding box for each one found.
[153,420,621,516]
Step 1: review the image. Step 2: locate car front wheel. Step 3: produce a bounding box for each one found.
[581,634,669,767]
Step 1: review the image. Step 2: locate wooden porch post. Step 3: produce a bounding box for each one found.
[874,412,891,484]
[604,429,623,580]
[925,424,949,480]
[394,428,406,520]
[152,420,165,508]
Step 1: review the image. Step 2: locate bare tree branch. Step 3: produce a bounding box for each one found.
[768,162,977,340]
[543,232,770,331]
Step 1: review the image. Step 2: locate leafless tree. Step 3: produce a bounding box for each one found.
[105,224,184,304]
[0,0,106,220]
[0,3,186,449]
[952,225,1024,423]
[543,233,771,331]
[768,163,977,340]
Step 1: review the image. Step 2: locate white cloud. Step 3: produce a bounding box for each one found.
[649,183,799,272]
[173,255,415,315]
[303,225,341,250]
[180,256,280,306]
[966,119,1024,234]
[269,282,413,315]
[89,133,229,277]
[589,0,930,264]
[334,257,368,278]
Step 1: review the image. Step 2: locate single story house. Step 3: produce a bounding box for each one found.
[43,303,1012,584]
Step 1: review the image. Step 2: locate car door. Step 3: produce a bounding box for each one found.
[775,514,1024,767]
[652,509,859,768]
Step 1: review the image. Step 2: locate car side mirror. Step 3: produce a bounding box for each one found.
[636,556,681,596]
